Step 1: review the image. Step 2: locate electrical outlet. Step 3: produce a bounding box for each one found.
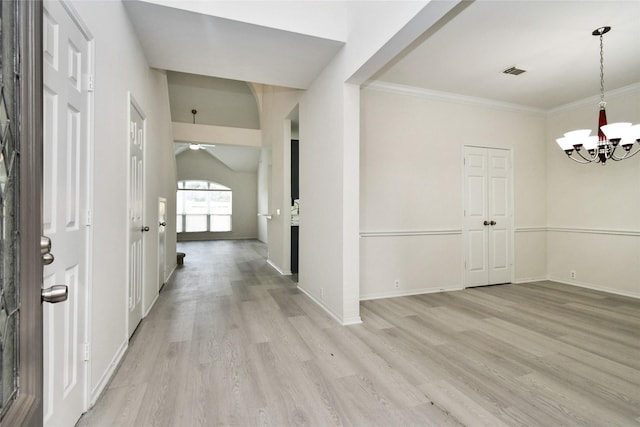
[570,271,576,279]
[394,279,400,288]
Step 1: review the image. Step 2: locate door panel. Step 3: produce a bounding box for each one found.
[464,146,512,287]
[464,147,489,286]
[128,100,145,337]
[42,1,91,425]
[487,149,511,284]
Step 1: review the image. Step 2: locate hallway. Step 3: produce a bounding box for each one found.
[77,240,640,426]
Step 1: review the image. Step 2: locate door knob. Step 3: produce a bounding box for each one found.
[42,285,68,303]
[483,220,490,226]
[159,221,166,227]
[41,236,52,254]
[42,253,55,265]
[141,226,150,232]
[490,220,496,226]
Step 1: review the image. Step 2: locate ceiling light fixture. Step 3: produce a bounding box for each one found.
[189,108,201,150]
[556,26,639,165]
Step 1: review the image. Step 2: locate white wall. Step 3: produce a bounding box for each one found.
[167,72,260,129]
[72,0,177,405]
[298,50,353,322]
[360,85,548,299]
[546,87,640,297]
[176,150,258,240]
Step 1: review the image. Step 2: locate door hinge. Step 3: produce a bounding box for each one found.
[85,209,92,226]
[83,343,91,361]
[84,73,94,92]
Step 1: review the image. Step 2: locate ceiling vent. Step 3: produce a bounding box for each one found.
[503,66,526,76]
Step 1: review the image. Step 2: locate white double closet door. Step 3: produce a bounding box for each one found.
[463,146,512,287]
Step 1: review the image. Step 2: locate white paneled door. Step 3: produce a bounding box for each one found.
[42,1,92,425]
[128,99,145,338]
[463,146,512,287]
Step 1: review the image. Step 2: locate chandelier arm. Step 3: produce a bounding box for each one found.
[567,154,595,164]
[610,146,640,161]
[574,149,597,162]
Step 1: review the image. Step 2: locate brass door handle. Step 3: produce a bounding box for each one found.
[490,220,497,226]
[159,222,167,227]
[483,220,490,226]
[141,226,150,232]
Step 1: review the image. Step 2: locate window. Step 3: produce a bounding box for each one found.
[177,180,232,232]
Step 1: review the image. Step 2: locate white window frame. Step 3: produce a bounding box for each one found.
[177,180,232,233]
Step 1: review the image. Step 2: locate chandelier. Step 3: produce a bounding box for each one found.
[556,26,639,164]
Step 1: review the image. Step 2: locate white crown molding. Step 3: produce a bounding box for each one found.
[547,82,640,114]
[364,80,640,116]
[363,81,547,116]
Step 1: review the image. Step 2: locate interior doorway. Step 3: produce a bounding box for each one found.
[290,139,299,275]
[463,146,513,287]
[287,105,299,280]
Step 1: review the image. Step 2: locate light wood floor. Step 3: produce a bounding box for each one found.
[77,240,640,426]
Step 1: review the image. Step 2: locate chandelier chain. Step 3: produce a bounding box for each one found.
[599,33,605,105]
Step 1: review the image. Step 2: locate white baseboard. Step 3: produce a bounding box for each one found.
[267,258,291,276]
[513,276,549,284]
[360,286,463,301]
[166,263,177,282]
[89,338,128,406]
[548,277,640,299]
[297,285,362,326]
[144,294,159,317]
